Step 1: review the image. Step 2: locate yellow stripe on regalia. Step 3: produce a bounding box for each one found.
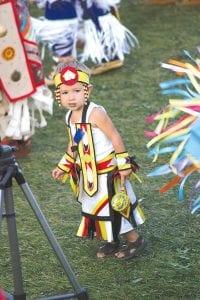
[77,123,98,197]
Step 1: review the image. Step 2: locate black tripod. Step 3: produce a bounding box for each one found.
[0,144,90,300]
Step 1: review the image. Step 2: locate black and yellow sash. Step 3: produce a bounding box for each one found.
[67,102,98,196]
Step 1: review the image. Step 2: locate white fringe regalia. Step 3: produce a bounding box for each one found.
[0,89,53,141]
[33,0,138,64]
[32,0,79,59]
[78,0,139,64]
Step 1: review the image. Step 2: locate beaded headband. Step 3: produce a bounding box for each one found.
[54,66,89,88]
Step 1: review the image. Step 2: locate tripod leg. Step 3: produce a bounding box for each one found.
[4,186,26,300]
[0,189,3,227]
[19,181,89,300]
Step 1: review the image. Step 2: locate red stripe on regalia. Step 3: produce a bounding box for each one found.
[97,159,112,171]
[82,217,89,237]
[95,198,109,216]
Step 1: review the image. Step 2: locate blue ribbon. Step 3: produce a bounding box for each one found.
[161,89,192,98]
[160,78,190,89]
[74,128,85,144]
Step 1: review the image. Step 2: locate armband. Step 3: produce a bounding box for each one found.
[115,152,131,171]
[58,152,75,173]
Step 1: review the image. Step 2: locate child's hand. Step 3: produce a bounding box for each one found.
[52,167,65,180]
[119,169,132,188]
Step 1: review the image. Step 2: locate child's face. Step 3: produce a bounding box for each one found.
[59,82,87,111]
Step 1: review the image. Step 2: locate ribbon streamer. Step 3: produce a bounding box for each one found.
[145,50,200,213]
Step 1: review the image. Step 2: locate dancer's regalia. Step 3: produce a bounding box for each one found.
[0,0,53,153]
[77,0,138,66]
[32,0,78,61]
[54,66,145,242]
[145,50,200,213]
[33,0,138,73]
[66,102,145,241]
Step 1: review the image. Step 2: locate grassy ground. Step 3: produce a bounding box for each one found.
[1,1,200,299]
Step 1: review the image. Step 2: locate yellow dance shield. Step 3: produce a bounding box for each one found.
[111,189,131,219]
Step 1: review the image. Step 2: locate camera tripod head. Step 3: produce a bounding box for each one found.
[0,144,16,174]
[0,144,19,188]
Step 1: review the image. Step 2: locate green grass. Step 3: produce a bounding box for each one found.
[1,1,200,299]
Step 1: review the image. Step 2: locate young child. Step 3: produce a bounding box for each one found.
[52,60,147,260]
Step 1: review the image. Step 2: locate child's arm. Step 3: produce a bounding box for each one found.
[52,167,65,180]
[52,143,74,180]
[90,107,132,186]
[90,107,125,151]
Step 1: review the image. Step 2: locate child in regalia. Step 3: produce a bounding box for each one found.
[51,60,147,260]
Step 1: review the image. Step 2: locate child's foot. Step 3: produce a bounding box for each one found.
[115,236,147,260]
[97,241,120,258]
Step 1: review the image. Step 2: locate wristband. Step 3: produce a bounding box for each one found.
[115,152,131,171]
[58,152,75,173]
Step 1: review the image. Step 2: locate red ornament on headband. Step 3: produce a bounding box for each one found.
[60,66,78,86]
